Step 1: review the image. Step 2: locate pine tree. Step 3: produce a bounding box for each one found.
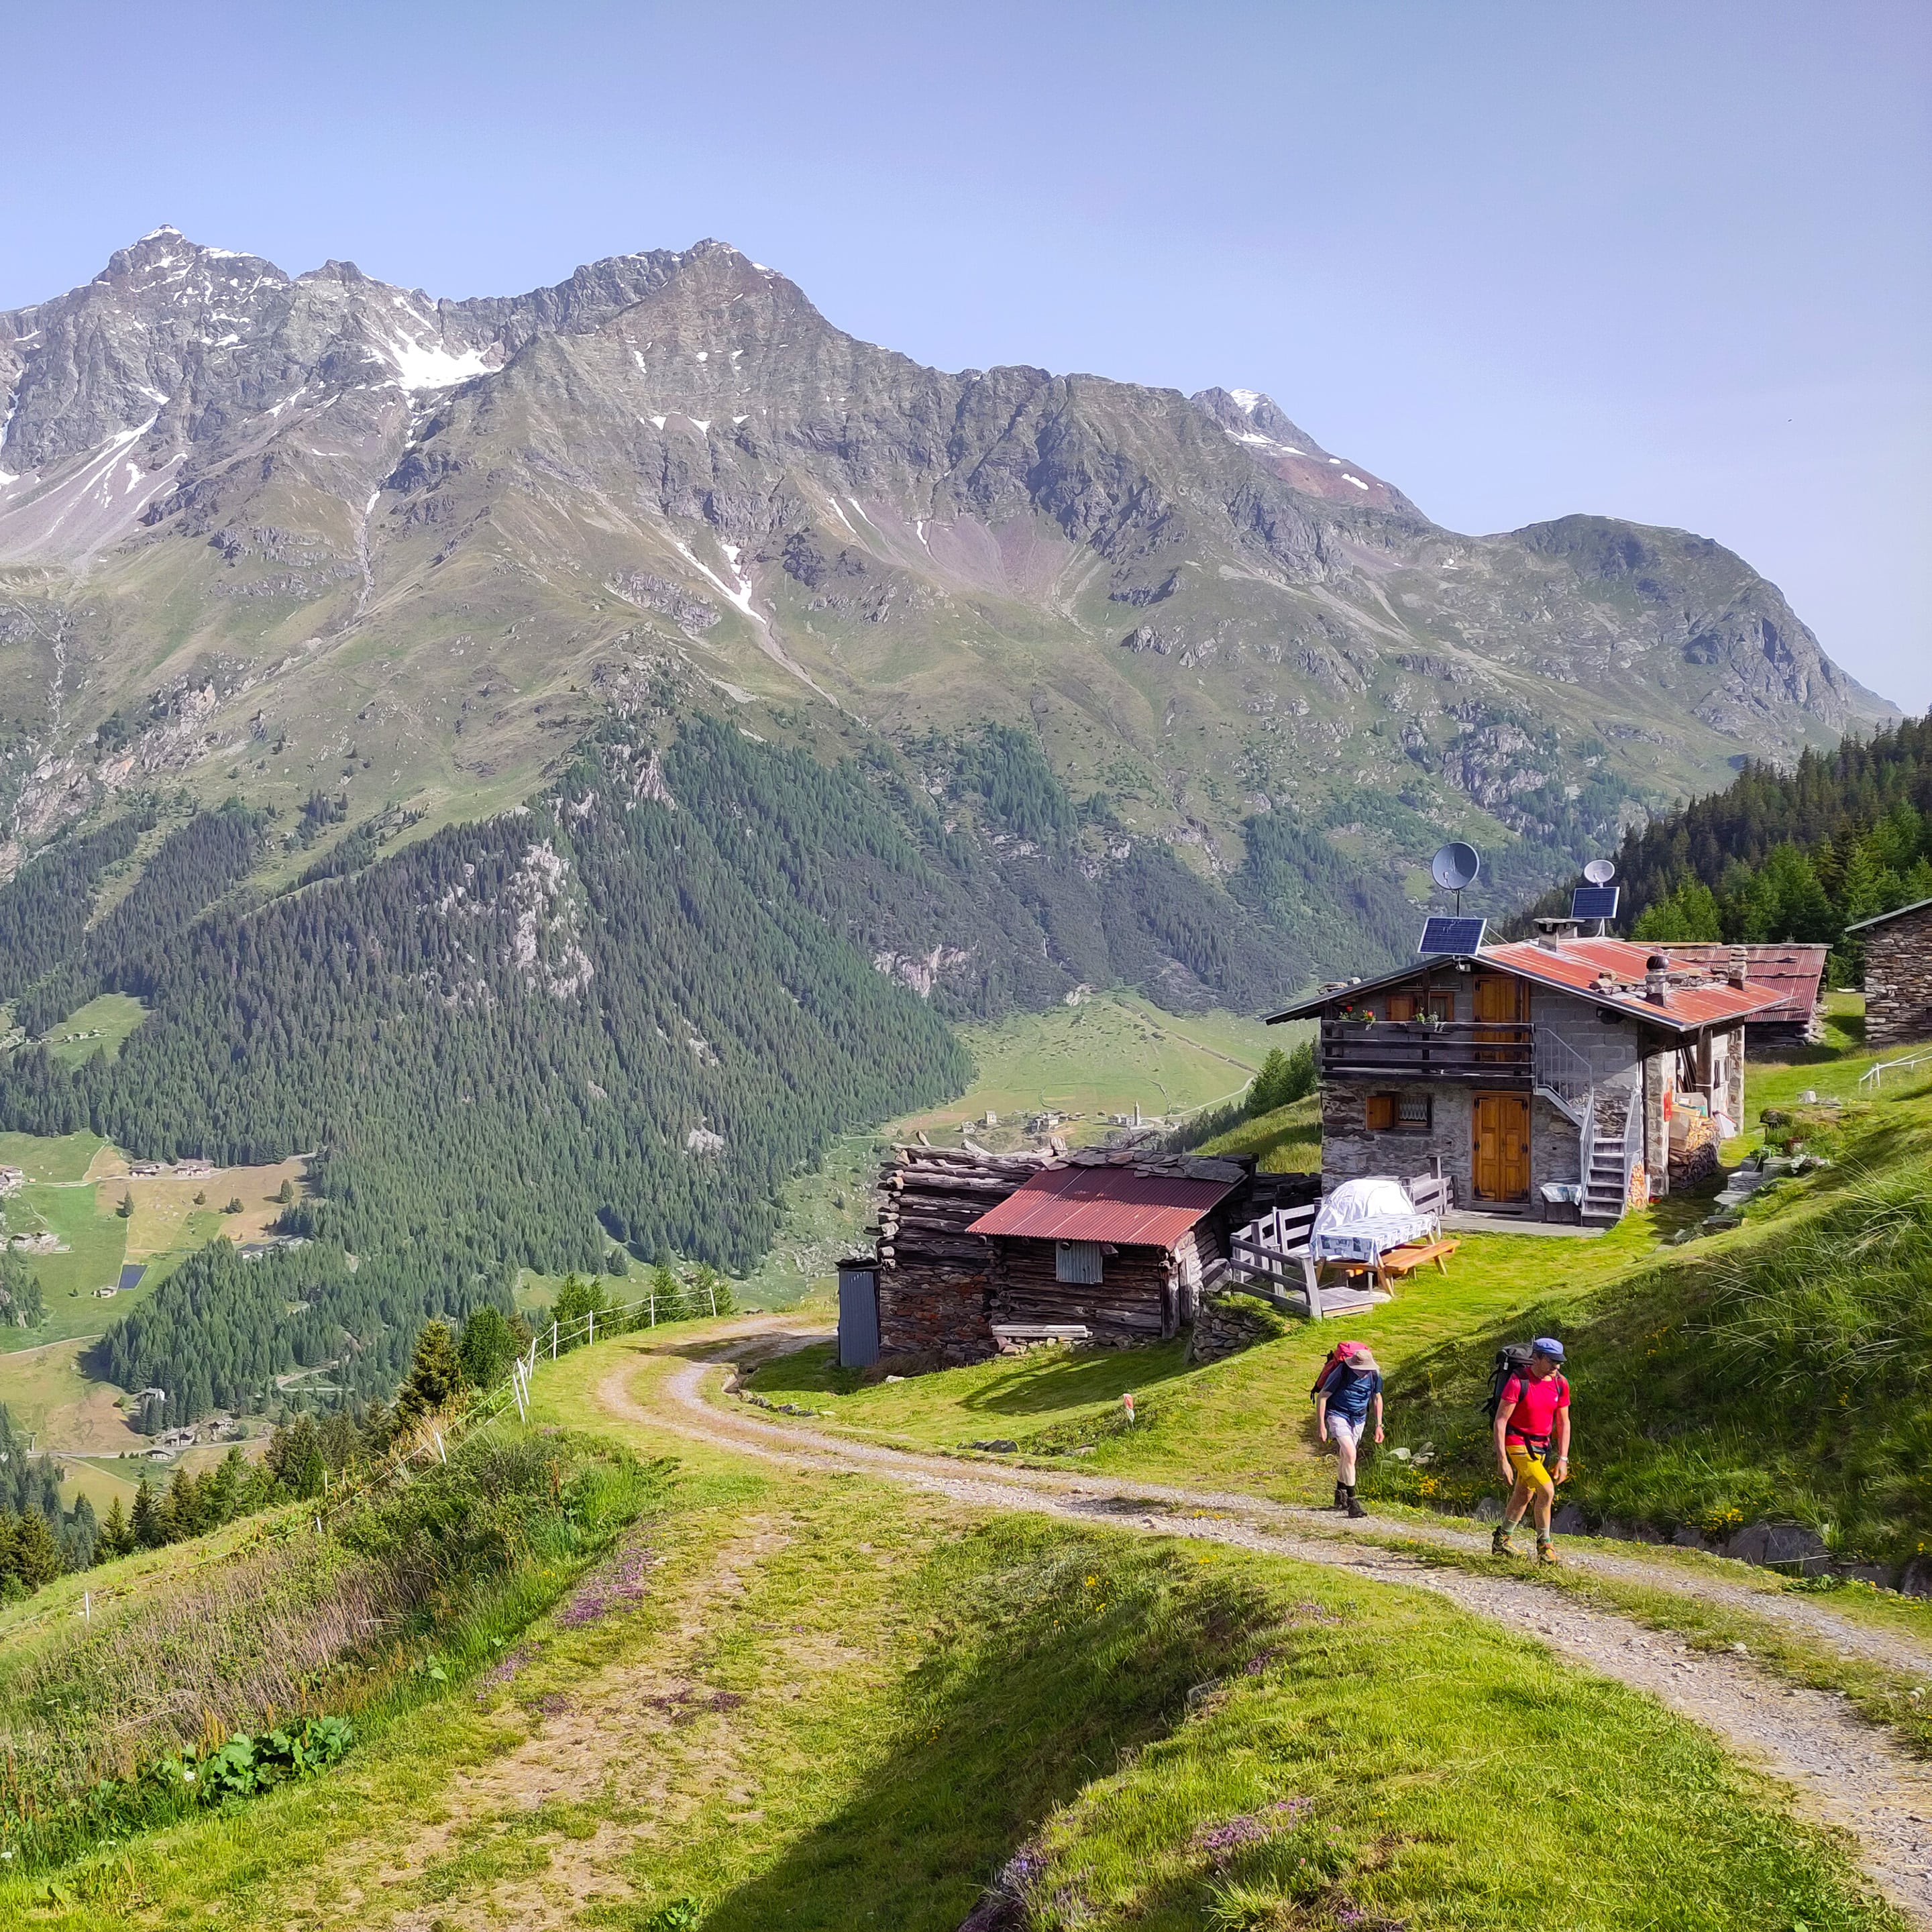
[458,1304,517,1389]
[394,1320,464,1427]
[62,1493,99,1572]
[99,1493,131,1562]
[129,1477,161,1550]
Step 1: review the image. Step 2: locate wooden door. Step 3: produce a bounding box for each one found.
[1472,1093,1531,1201]
[1472,974,1526,1064]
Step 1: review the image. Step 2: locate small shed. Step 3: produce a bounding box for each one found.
[1843,896,1932,1047]
[836,1258,880,1369]
[967,1157,1249,1347]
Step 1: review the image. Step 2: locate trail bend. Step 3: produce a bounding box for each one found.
[589,1320,1932,1925]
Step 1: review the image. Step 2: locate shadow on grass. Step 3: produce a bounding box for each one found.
[693,1518,1275,1932]
[736,1332,1199,1419]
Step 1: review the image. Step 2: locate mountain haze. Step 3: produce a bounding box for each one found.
[0,229,1890,948]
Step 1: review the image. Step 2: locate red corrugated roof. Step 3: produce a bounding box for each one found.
[967,1164,1239,1247]
[1479,937,1783,1027]
[1661,944,1827,1026]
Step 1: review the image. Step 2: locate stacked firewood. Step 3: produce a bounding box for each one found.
[872,1146,1051,1265]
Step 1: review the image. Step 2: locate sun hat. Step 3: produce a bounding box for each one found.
[1345,1345,1380,1371]
[1531,1337,1566,1362]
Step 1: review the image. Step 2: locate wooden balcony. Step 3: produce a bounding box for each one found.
[1320,1020,1534,1085]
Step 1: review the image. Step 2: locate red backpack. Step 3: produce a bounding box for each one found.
[1309,1341,1369,1401]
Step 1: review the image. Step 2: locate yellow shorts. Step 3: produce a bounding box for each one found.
[1507,1441,1555,1495]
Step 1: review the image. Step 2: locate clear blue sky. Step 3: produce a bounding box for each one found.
[7,0,1927,709]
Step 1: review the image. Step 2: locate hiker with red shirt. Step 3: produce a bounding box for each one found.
[1492,1338,1570,1563]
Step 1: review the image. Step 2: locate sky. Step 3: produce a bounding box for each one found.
[5,0,1927,709]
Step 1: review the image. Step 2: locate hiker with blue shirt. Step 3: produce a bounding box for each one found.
[1313,1344,1382,1519]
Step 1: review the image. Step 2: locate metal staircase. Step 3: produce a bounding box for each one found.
[1532,1028,1593,1126]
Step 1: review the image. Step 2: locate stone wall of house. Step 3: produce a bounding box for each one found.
[876,1260,996,1367]
[1321,1082,1470,1199]
[1320,1081,1585,1208]
[1528,1093,1584,1195]
[1864,904,1932,1046]
[1527,983,1647,1087]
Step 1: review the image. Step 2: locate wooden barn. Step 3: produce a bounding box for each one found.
[861,1144,1284,1371]
[967,1157,1249,1348]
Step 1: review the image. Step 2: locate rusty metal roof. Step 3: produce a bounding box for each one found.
[966,1164,1240,1248]
[1479,938,1784,1028]
[1660,943,1828,1027]
[1269,934,1784,1033]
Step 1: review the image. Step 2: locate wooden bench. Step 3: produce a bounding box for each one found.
[1320,1236,1458,1296]
[989,1322,1091,1353]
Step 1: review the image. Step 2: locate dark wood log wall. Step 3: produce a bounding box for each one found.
[868,1144,1264,1368]
[873,1148,1048,1364]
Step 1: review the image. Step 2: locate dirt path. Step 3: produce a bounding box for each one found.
[597,1323,1932,1927]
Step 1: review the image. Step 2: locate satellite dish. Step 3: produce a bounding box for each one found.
[1430,842,1482,894]
[1582,858,1616,885]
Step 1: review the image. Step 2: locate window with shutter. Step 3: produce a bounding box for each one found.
[1055,1241,1104,1284]
[1365,1093,1398,1131]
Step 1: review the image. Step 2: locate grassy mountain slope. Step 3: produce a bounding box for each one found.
[751,1001,1932,1578]
[0,1354,1897,1929]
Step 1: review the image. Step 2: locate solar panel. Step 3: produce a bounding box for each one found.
[1418,916,1487,956]
[1570,885,1621,920]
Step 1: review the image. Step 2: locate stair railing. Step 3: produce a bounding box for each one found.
[1532,1026,1594,1126]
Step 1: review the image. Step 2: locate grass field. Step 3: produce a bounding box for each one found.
[0,1130,107,1184]
[38,993,150,1067]
[0,1340,144,1456]
[1194,1091,1323,1171]
[5,1179,127,1322]
[97,1155,307,1258]
[905,991,1293,1138]
[0,1337,1897,1929]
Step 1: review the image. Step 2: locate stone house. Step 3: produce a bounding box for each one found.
[1268,936,1781,1220]
[1843,896,1932,1047]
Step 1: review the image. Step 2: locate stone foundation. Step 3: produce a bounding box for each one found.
[1187,1291,1289,1366]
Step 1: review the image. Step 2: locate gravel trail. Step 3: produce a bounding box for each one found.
[594,1323,1932,1924]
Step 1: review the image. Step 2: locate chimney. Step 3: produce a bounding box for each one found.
[1645,953,1669,1006]
[1726,945,1750,989]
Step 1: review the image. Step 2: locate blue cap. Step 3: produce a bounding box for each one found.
[1532,1337,1566,1361]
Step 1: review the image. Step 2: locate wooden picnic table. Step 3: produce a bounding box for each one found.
[1319,1236,1460,1297]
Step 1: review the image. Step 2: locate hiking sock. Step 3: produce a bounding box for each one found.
[1345,1485,1368,1519]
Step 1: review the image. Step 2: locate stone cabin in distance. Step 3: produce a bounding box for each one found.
[1843,896,1932,1047]
[1268,934,1783,1220]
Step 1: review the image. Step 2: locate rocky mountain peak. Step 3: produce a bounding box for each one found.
[0,229,1896,894]
[1188,385,1411,513]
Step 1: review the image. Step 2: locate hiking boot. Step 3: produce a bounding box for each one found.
[1491,1524,1518,1557]
[1538,1537,1562,1566]
[1333,1481,1347,1511]
[1345,1490,1368,1519]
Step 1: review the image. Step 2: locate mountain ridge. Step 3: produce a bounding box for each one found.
[0,227,1894,950]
